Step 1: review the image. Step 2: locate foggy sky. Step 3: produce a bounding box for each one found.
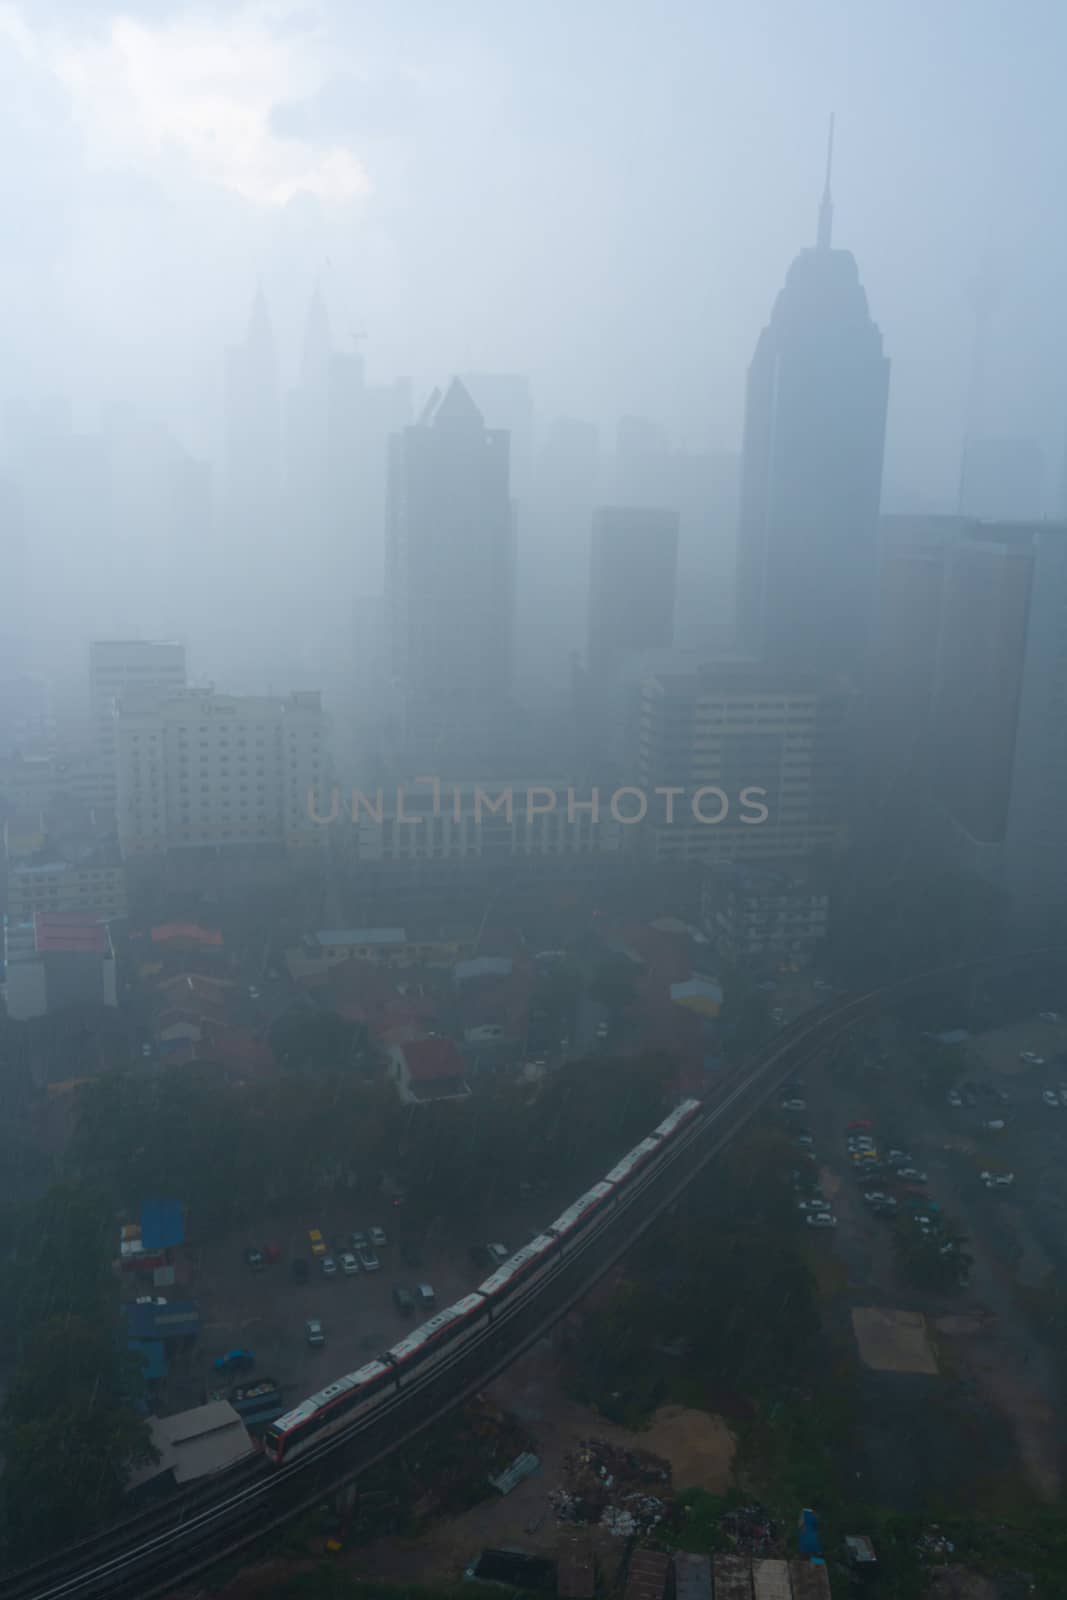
[2,0,1066,508]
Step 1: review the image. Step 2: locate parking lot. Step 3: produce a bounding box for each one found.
[141,1187,564,1419]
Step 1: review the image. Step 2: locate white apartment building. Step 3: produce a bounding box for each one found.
[89,640,187,800]
[115,687,329,860]
[6,855,127,923]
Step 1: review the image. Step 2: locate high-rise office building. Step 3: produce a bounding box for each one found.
[587,506,679,674]
[386,379,515,773]
[635,664,851,866]
[926,522,1067,920]
[958,436,1045,522]
[225,286,281,554]
[736,123,890,681]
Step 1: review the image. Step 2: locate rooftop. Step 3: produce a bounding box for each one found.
[316,928,406,947]
[127,1400,254,1489]
[34,912,110,955]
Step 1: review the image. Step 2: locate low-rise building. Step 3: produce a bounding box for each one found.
[702,861,830,971]
[388,1036,471,1104]
[5,842,127,924]
[3,911,117,1020]
[126,1400,254,1492]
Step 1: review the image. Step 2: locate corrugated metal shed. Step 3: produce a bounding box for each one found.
[753,1559,792,1599]
[673,1551,711,1600]
[624,1548,670,1600]
[712,1554,754,1599]
[789,1561,833,1600]
[558,1536,595,1600]
[127,1401,254,1489]
[140,1198,185,1250]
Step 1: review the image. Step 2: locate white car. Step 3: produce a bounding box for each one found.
[781,1099,806,1112]
[797,1198,830,1213]
[320,1255,338,1277]
[1042,1089,1061,1108]
[947,1090,963,1107]
[248,985,261,1000]
[135,1295,168,1306]
[1020,1051,1046,1066]
[369,1225,387,1248]
[595,1022,608,1039]
[805,1212,837,1229]
[1039,1012,1061,1023]
[982,1119,1007,1132]
[896,1168,927,1182]
[338,1251,360,1276]
[980,1170,1014,1188]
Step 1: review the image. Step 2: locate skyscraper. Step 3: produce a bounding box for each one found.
[736,121,890,682]
[386,379,515,773]
[587,506,679,675]
[224,285,281,558]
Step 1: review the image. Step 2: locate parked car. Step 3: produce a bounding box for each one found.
[982,1119,1007,1131]
[1042,1089,1061,1108]
[1020,1051,1046,1066]
[369,1225,387,1248]
[135,1295,168,1306]
[291,1258,309,1284]
[248,985,261,1000]
[595,1021,608,1039]
[307,1228,326,1257]
[358,1245,381,1273]
[244,1247,266,1271]
[797,1198,830,1213]
[214,1348,254,1374]
[338,1251,360,1277]
[392,1284,415,1314]
[980,1170,1015,1188]
[847,1119,874,1131]
[1039,1012,1062,1023]
[141,1043,152,1058]
[947,1089,963,1107]
[805,1212,838,1229]
[781,1099,806,1112]
[770,1008,787,1024]
[794,1133,815,1148]
[305,1318,325,1347]
[886,1150,911,1166]
[350,1230,369,1252]
[320,1255,338,1278]
[896,1168,928,1181]
[414,1282,436,1309]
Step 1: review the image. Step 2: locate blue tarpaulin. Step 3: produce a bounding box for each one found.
[140,1199,185,1251]
[128,1339,168,1380]
[125,1300,201,1341]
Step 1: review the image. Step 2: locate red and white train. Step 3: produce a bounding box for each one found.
[262,1098,702,1466]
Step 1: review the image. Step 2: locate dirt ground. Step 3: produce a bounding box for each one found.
[851,1307,940,1375]
[344,1338,735,1587]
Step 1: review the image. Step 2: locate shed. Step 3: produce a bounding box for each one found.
[673,1551,711,1600]
[789,1561,833,1600]
[712,1554,754,1599]
[624,1548,670,1600]
[558,1536,595,1600]
[753,1559,792,1600]
[127,1400,254,1489]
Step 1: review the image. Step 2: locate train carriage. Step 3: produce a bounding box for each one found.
[547,1181,615,1250]
[263,1360,392,1465]
[651,1098,702,1142]
[603,1136,663,1189]
[385,1293,488,1381]
[477,1233,559,1313]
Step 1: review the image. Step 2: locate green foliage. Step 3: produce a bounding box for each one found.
[891,1214,972,1293]
[0,1179,159,1560]
[270,1011,376,1075]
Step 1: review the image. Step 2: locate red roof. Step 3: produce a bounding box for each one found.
[402,1037,465,1083]
[34,913,107,954]
[150,923,223,947]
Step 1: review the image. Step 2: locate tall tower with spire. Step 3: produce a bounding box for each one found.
[225,284,281,550]
[735,119,890,684]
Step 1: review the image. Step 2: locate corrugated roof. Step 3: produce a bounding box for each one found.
[403,1036,465,1082]
[317,928,406,947]
[128,1401,254,1489]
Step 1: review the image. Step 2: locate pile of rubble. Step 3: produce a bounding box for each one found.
[550,1438,671,1536]
[719,1503,777,1556]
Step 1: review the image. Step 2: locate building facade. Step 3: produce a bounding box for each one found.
[115,687,329,861]
[385,379,515,774]
[702,862,830,971]
[89,639,187,802]
[587,505,680,674]
[735,134,890,682]
[635,665,850,866]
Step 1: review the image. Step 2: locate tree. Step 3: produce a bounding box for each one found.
[269,1010,370,1074]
